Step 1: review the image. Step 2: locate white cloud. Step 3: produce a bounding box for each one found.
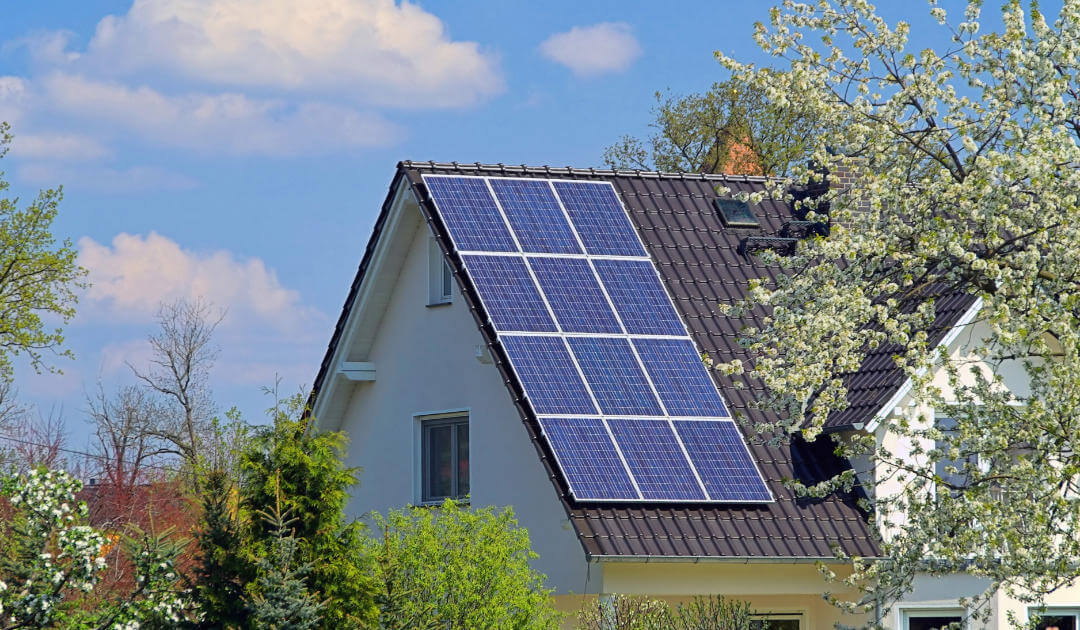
[17,162,197,193]
[78,232,325,335]
[0,76,30,124]
[37,73,400,156]
[62,0,503,108]
[539,22,642,77]
[10,133,111,161]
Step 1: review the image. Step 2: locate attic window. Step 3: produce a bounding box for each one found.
[715,197,760,228]
[427,237,453,306]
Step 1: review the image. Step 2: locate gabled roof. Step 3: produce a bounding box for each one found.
[311,161,967,560]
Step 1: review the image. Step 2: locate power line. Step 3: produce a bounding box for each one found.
[0,433,180,474]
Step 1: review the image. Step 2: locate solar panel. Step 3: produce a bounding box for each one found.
[462,255,556,333]
[608,419,705,500]
[633,338,729,417]
[424,176,517,252]
[420,173,771,504]
[673,420,772,502]
[552,181,647,257]
[592,259,685,336]
[538,417,638,500]
[489,179,582,254]
[500,335,597,415]
[567,337,662,416]
[529,257,621,334]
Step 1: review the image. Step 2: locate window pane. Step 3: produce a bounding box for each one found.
[456,422,470,497]
[427,425,453,500]
[442,260,453,298]
[1036,615,1077,630]
[935,417,974,491]
[908,616,963,630]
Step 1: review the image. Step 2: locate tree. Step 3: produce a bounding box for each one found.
[603,77,823,176]
[717,0,1080,624]
[248,481,325,630]
[129,298,224,479]
[239,394,378,629]
[576,594,754,630]
[0,123,86,380]
[0,468,108,628]
[191,469,248,629]
[363,499,561,630]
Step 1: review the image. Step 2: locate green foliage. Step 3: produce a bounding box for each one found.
[191,469,248,629]
[0,468,107,629]
[363,499,561,630]
[0,122,87,380]
[603,77,822,176]
[98,527,195,629]
[239,394,378,629]
[249,489,325,630]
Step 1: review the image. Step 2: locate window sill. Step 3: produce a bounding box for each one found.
[418,498,470,508]
[426,300,452,308]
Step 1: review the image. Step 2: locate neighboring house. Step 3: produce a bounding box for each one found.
[310,161,1080,630]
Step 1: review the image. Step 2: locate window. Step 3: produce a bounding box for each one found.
[750,614,801,630]
[903,609,964,630]
[428,237,453,305]
[1029,608,1080,630]
[934,416,978,494]
[421,416,469,503]
[715,197,760,228]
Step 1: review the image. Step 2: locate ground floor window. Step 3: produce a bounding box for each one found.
[903,610,964,630]
[750,614,801,630]
[420,415,469,503]
[1029,608,1080,630]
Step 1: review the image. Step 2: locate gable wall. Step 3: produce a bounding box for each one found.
[334,201,598,598]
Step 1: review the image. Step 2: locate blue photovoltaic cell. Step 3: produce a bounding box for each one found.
[592,259,684,336]
[529,257,621,334]
[633,338,729,417]
[673,420,772,502]
[424,176,517,252]
[489,179,581,254]
[568,337,662,416]
[539,417,638,500]
[462,255,556,332]
[553,181,647,257]
[608,419,705,500]
[501,336,597,415]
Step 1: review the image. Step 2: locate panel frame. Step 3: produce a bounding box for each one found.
[421,173,773,504]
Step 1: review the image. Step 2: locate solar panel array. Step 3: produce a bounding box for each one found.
[422,174,772,503]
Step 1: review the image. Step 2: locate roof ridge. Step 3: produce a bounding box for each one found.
[398,160,780,184]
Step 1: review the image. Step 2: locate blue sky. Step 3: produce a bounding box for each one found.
[0,0,965,448]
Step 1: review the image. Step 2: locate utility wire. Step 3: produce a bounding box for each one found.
[0,433,180,474]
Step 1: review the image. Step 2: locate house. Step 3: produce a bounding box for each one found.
[310,161,1080,629]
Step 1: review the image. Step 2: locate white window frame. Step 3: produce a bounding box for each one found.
[899,606,966,630]
[1027,606,1080,630]
[414,409,470,505]
[427,236,453,306]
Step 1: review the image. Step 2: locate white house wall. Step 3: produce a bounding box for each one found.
[871,317,1080,627]
[333,198,598,598]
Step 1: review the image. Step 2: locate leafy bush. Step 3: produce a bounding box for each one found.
[577,594,755,630]
[364,499,561,630]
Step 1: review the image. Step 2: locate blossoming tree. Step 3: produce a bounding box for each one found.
[718,0,1080,624]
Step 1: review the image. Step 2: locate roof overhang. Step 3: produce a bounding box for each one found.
[862,296,984,434]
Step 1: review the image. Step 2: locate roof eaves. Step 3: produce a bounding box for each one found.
[861,296,983,434]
